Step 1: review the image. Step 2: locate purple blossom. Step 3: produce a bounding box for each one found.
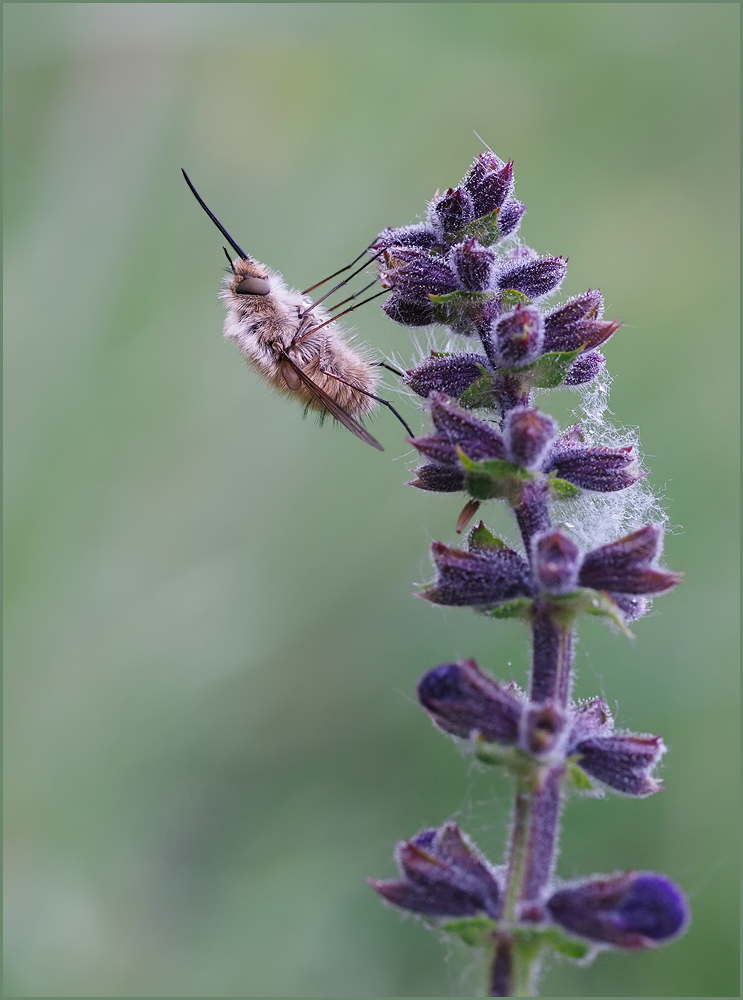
[504,407,557,469]
[369,822,503,919]
[547,872,690,949]
[571,734,666,797]
[433,186,475,234]
[487,305,545,368]
[450,239,498,291]
[544,426,642,492]
[564,351,606,386]
[579,525,683,597]
[403,353,489,399]
[417,659,522,744]
[421,540,533,608]
[497,199,526,238]
[499,254,568,300]
[463,155,515,218]
[373,223,439,251]
[532,528,582,595]
[543,290,620,353]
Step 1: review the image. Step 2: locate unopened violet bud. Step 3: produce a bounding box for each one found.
[464,151,506,186]
[579,525,683,596]
[417,659,523,744]
[404,352,489,399]
[533,528,581,594]
[466,159,515,218]
[450,239,498,291]
[569,698,614,742]
[433,186,475,234]
[380,248,460,300]
[519,702,569,758]
[497,199,526,238]
[428,392,506,459]
[504,407,557,468]
[369,822,503,919]
[563,351,606,386]
[408,464,465,493]
[547,872,689,949]
[490,305,544,368]
[572,734,666,797]
[373,223,439,251]
[499,254,567,300]
[542,290,621,353]
[544,439,642,493]
[421,540,533,608]
[383,291,434,327]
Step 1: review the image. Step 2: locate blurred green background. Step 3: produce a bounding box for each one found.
[4,4,739,997]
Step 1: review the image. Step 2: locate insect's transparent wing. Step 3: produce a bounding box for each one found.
[278,353,384,451]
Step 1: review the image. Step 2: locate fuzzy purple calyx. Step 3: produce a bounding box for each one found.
[404,352,489,399]
[579,525,683,596]
[487,304,545,368]
[421,540,533,608]
[504,407,557,469]
[532,528,582,595]
[450,239,498,291]
[499,254,567,301]
[369,822,503,919]
[547,872,689,949]
[417,659,522,744]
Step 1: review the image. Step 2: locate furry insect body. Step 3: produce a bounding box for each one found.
[182,169,404,450]
[222,256,379,424]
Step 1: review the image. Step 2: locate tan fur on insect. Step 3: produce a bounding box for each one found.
[221,256,378,418]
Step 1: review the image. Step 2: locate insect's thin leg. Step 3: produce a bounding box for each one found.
[294,289,389,348]
[329,278,378,312]
[222,246,236,274]
[299,249,386,317]
[319,369,414,438]
[302,243,375,296]
[373,360,405,377]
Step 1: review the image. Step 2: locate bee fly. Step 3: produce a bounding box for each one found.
[182,170,412,450]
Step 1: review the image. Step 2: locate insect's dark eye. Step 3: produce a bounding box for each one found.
[235,276,271,296]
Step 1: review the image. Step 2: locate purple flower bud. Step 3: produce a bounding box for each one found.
[463,151,506,190]
[489,305,545,368]
[520,702,569,758]
[544,436,642,493]
[373,223,439,251]
[569,698,614,743]
[532,528,582,595]
[426,392,506,460]
[497,199,526,238]
[466,160,515,218]
[408,464,465,493]
[369,822,503,919]
[572,734,666,796]
[380,248,461,300]
[450,239,498,291]
[404,352,489,399]
[417,659,523,744]
[499,255,567,300]
[563,351,606,386]
[504,407,557,469]
[579,525,683,596]
[421,541,533,608]
[542,291,621,353]
[433,186,475,234]
[547,872,689,949]
[382,292,434,327]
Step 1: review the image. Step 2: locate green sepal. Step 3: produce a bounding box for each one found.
[500,348,583,390]
[566,758,601,795]
[468,522,508,551]
[481,596,535,621]
[450,208,501,246]
[548,588,633,637]
[441,915,497,947]
[459,373,497,410]
[514,927,592,963]
[499,288,532,309]
[548,475,581,500]
[472,734,520,767]
[458,448,535,502]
